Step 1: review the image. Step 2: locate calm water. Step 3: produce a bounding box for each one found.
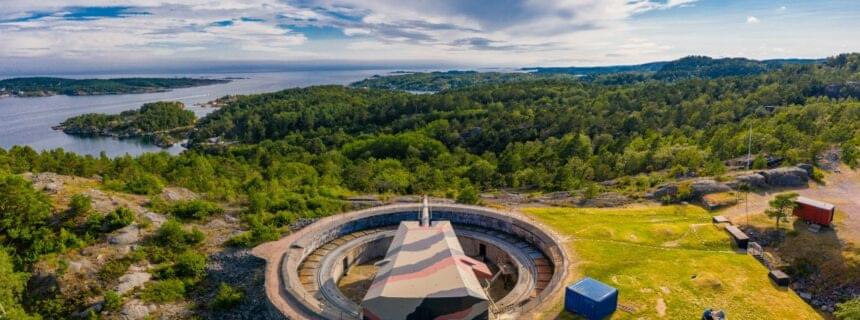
[0,70,385,157]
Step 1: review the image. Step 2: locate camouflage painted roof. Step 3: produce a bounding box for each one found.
[362,220,489,319]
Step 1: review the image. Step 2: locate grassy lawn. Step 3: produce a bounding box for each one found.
[523,205,822,319]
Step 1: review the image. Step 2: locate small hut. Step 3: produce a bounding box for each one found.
[793,196,835,226]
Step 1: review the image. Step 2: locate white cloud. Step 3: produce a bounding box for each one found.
[746,16,760,24]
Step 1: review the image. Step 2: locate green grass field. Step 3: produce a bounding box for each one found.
[524,205,822,320]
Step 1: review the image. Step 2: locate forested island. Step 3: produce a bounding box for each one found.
[0,77,228,98]
[54,101,196,147]
[2,53,860,319]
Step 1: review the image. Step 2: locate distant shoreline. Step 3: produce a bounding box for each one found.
[0,77,230,99]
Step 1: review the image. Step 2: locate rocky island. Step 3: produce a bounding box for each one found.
[53,101,196,148]
[0,77,228,98]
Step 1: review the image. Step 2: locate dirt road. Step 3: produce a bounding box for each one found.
[718,165,860,244]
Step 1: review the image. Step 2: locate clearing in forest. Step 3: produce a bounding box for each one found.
[523,205,821,319]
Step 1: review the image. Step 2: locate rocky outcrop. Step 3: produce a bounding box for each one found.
[759,166,809,188]
[727,173,767,189]
[650,179,730,201]
[116,272,151,295]
[160,187,198,202]
[120,299,156,320]
[689,179,731,198]
[109,225,141,245]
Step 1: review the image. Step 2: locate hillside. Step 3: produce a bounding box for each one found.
[2,53,860,319]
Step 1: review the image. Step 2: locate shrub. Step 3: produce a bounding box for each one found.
[227,222,280,248]
[810,167,825,184]
[836,298,860,320]
[456,183,480,204]
[212,283,245,309]
[103,290,122,311]
[154,219,205,253]
[98,258,132,283]
[69,194,92,216]
[172,251,207,279]
[105,207,135,230]
[123,174,164,195]
[141,279,186,303]
[168,200,223,220]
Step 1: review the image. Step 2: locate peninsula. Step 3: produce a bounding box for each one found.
[0,77,228,98]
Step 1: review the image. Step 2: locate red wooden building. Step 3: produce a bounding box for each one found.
[793,196,836,226]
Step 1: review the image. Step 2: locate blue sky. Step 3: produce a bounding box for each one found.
[0,0,858,73]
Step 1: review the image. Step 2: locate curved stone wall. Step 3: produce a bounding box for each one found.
[254,203,569,319]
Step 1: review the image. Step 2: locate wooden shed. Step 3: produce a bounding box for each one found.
[793,196,835,226]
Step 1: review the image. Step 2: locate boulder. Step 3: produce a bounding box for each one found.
[728,173,767,189]
[116,272,151,295]
[120,299,156,320]
[651,184,678,200]
[109,225,140,245]
[141,211,167,228]
[160,187,198,202]
[689,179,731,198]
[759,166,809,188]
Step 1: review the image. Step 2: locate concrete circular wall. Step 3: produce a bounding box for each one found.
[256,203,569,320]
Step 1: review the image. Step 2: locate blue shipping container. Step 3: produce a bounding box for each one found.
[565,277,618,320]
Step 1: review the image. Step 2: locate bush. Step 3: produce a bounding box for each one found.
[156,251,207,280]
[98,258,132,283]
[154,219,205,253]
[168,200,223,220]
[123,174,164,195]
[141,279,186,303]
[836,298,860,320]
[456,183,481,204]
[810,167,825,184]
[103,290,122,311]
[105,207,135,230]
[69,194,92,216]
[212,282,245,309]
[227,221,280,248]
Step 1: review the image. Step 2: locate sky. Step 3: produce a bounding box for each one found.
[0,0,858,74]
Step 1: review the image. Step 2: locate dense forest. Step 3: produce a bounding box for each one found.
[1,53,860,318]
[350,70,576,92]
[56,102,196,147]
[355,56,824,91]
[0,77,228,97]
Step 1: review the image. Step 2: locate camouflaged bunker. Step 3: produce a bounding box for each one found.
[361,198,492,320]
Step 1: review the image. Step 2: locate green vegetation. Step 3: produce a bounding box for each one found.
[212,283,245,310]
[87,206,134,233]
[0,77,227,97]
[525,206,821,319]
[2,53,860,318]
[351,70,576,92]
[69,193,93,216]
[141,279,186,303]
[103,291,123,312]
[57,101,196,148]
[836,298,860,319]
[168,199,223,220]
[766,192,799,230]
[0,247,38,320]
